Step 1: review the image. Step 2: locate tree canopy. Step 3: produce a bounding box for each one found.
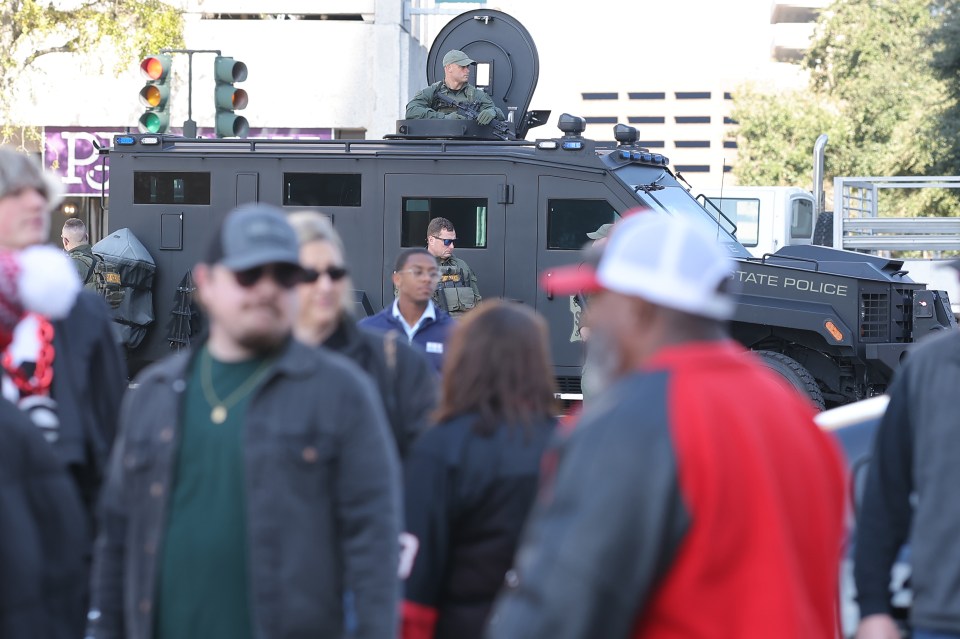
[731,0,960,215]
[0,0,184,137]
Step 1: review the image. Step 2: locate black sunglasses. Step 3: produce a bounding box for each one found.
[233,263,308,289]
[302,265,349,282]
[432,236,456,247]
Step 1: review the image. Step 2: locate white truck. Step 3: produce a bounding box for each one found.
[698,135,960,316]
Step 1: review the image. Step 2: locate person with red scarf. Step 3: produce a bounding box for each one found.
[0,146,126,521]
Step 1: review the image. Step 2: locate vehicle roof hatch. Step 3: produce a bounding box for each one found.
[427,9,543,138]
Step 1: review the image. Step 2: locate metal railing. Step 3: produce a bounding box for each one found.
[833,176,960,253]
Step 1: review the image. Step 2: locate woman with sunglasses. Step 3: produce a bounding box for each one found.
[289,211,437,457]
[400,300,558,639]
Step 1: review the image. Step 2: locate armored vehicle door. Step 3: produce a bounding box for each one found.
[383,173,507,307]
[427,9,540,137]
[535,175,634,389]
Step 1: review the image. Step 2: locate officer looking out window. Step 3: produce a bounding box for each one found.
[426,217,481,318]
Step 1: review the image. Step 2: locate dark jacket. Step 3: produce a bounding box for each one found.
[855,329,960,631]
[487,342,846,639]
[51,291,127,517]
[87,337,401,639]
[324,318,438,457]
[0,398,89,639]
[401,413,557,639]
[359,304,455,373]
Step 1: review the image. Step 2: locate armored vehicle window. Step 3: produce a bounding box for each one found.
[283,173,362,207]
[791,197,814,239]
[133,172,211,205]
[401,197,488,248]
[547,199,618,250]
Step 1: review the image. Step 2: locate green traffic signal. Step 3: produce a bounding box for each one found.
[138,54,172,134]
[138,111,170,134]
[214,56,249,138]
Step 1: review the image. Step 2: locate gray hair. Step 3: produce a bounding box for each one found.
[0,146,61,208]
[288,211,346,254]
[62,217,88,243]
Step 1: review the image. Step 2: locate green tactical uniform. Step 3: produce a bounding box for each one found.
[67,243,98,292]
[405,81,505,121]
[433,255,481,317]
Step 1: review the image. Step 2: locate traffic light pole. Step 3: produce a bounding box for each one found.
[160,48,222,139]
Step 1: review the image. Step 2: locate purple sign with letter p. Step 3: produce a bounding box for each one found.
[44,126,335,196]
[44,127,118,196]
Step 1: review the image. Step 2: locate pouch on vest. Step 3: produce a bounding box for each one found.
[442,286,477,313]
[93,255,125,309]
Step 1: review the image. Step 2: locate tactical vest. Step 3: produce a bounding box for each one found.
[434,260,477,315]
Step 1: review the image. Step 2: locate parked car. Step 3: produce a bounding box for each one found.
[816,395,912,638]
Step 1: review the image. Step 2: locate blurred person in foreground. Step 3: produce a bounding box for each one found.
[289,210,437,457]
[486,211,847,639]
[401,300,558,639]
[1,245,89,638]
[854,258,960,639]
[87,203,400,639]
[0,146,126,521]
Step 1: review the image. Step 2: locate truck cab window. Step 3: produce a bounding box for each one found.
[401,197,488,248]
[790,197,814,239]
[704,197,760,248]
[547,199,618,250]
[283,173,362,207]
[133,172,211,205]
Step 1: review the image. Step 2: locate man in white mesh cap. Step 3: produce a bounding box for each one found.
[487,210,847,639]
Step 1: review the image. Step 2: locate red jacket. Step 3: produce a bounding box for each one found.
[486,340,847,639]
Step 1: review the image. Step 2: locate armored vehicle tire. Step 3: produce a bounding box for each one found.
[755,350,826,411]
[813,211,833,247]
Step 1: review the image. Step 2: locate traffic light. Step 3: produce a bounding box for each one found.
[138,54,172,133]
[214,56,249,138]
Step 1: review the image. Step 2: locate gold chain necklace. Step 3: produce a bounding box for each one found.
[200,348,274,424]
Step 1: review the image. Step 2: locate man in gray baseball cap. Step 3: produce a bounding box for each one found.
[89,202,402,639]
[405,48,504,125]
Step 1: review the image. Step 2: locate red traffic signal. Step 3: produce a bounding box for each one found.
[140,55,172,82]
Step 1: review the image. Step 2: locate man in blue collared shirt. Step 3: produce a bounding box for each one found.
[360,248,455,373]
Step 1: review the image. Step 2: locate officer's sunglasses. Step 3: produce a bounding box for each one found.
[233,263,313,289]
[432,236,456,247]
[302,265,349,282]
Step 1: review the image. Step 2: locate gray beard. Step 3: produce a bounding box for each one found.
[580,329,623,402]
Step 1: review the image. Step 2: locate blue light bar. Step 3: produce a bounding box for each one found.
[619,150,631,160]
[562,141,584,150]
[115,136,137,146]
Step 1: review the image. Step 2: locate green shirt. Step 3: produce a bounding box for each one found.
[154,347,271,639]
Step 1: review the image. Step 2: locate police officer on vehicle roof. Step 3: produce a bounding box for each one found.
[405,49,504,125]
[426,217,481,318]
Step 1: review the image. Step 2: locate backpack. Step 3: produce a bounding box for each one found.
[83,254,125,309]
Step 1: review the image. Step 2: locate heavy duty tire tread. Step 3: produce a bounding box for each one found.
[813,211,833,247]
[756,350,826,411]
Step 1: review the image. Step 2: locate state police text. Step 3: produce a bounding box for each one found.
[732,271,849,297]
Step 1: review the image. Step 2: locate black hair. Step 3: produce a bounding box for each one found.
[394,247,433,272]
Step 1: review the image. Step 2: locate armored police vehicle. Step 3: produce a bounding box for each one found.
[105,9,955,408]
